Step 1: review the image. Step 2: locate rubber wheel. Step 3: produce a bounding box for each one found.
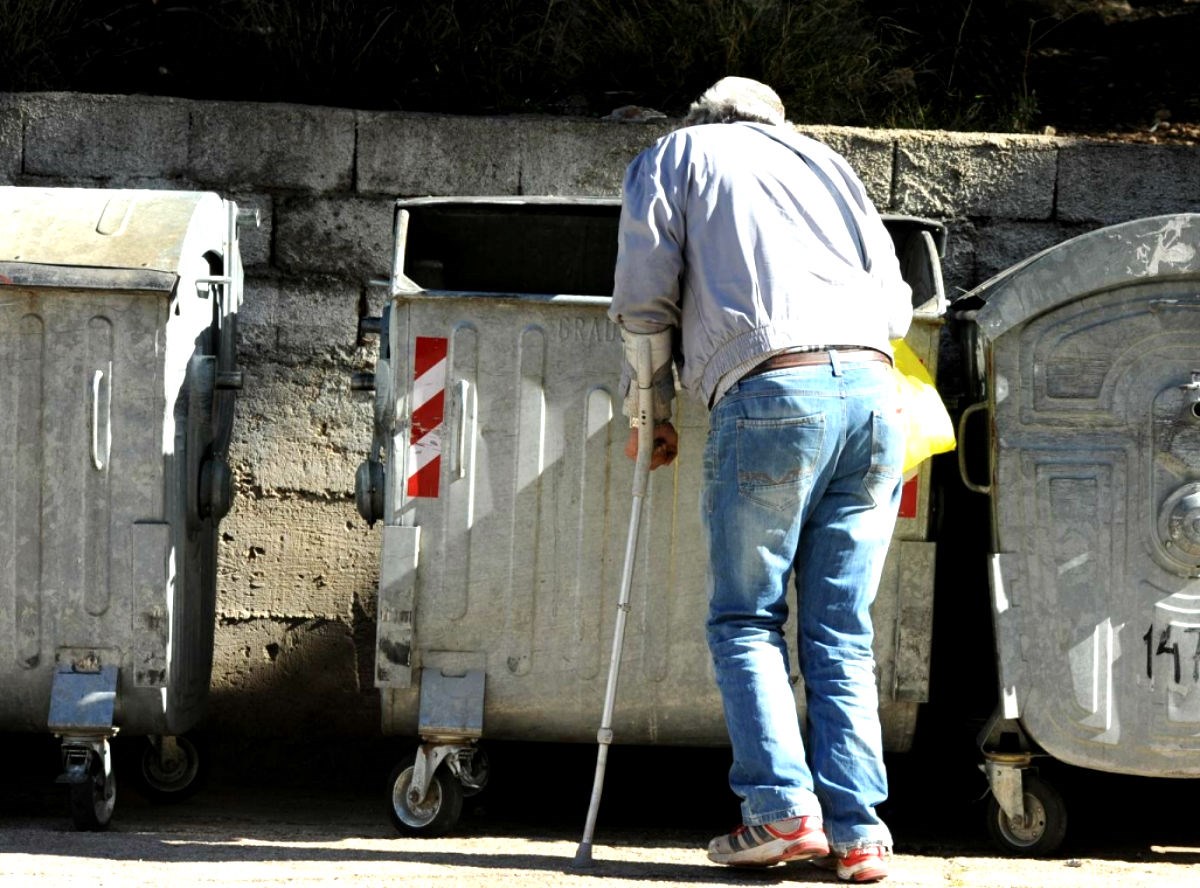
[133,735,206,802]
[69,762,116,831]
[387,753,463,837]
[986,773,1068,855]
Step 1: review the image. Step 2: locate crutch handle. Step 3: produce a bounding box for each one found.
[632,335,656,482]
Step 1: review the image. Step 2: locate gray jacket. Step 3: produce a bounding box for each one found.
[609,121,911,413]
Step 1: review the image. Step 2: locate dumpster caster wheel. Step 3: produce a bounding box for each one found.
[387,753,463,836]
[134,735,206,802]
[457,746,489,798]
[69,761,116,831]
[986,774,1067,855]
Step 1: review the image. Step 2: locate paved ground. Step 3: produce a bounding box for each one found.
[2,735,1198,887]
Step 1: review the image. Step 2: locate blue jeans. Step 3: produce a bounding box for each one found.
[701,355,903,853]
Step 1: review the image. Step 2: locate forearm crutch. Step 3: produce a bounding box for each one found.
[571,336,655,868]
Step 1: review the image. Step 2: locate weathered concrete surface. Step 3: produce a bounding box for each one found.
[1058,140,1200,223]
[22,92,191,180]
[206,615,378,736]
[189,101,356,192]
[273,195,394,279]
[358,113,527,196]
[0,95,21,181]
[4,91,1200,740]
[517,116,676,196]
[968,219,1095,284]
[893,131,1059,219]
[217,496,376,619]
[356,114,676,197]
[223,191,274,269]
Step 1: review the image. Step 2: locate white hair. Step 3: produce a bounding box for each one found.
[683,76,787,126]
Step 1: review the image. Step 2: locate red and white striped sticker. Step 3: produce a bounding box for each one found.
[407,336,448,498]
[898,475,919,519]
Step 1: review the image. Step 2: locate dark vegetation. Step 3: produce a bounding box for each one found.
[2,0,1199,135]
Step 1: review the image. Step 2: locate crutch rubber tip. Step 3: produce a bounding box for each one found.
[569,842,594,869]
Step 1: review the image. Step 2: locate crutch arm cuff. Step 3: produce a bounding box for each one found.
[619,329,675,422]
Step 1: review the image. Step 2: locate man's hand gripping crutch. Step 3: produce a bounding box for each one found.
[622,329,678,470]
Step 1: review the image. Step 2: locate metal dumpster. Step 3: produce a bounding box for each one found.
[0,187,254,829]
[956,213,1200,854]
[354,196,947,835]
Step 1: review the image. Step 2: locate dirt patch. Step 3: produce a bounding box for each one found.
[2,776,1199,888]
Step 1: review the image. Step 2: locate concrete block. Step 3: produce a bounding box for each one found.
[894,131,1057,219]
[274,196,393,279]
[802,125,895,209]
[939,220,980,300]
[190,102,355,192]
[23,93,190,180]
[1058,140,1200,224]
[970,220,1098,285]
[230,359,373,496]
[217,494,377,619]
[231,275,372,494]
[206,615,378,736]
[227,192,273,269]
[0,95,21,183]
[238,275,361,364]
[357,112,525,196]
[356,113,892,203]
[518,117,674,196]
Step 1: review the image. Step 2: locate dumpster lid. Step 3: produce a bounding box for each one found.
[0,187,225,291]
[968,213,1200,341]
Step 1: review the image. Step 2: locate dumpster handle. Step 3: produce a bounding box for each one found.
[957,401,991,495]
[450,378,473,480]
[91,364,112,471]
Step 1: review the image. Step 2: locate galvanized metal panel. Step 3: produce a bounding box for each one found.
[380,293,938,746]
[376,524,421,688]
[975,213,1200,776]
[131,522,172,688]
[1,289,169,731]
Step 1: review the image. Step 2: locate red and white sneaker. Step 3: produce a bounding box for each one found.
[706,815,829,867]
[836,843,891,883]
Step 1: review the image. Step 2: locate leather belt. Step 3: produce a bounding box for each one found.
[743,347,892,379]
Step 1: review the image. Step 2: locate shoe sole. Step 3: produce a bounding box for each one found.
[710,837,831,867]
[838,862,889,882]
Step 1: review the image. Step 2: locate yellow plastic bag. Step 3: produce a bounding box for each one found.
[891,338,955,477]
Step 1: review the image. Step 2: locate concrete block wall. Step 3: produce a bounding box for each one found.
[3,91,1200,738]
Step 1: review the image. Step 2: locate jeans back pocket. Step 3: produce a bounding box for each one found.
[735,414,826,513]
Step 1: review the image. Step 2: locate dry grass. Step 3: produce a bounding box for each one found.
[0,0,86,89]
[0,0,1078,131]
